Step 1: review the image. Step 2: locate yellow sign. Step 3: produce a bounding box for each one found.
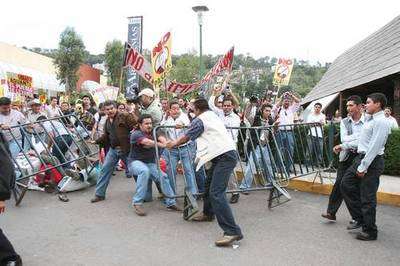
[151,32,172,86]
[273,58,294,86]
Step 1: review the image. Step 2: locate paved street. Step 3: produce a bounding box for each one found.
[1,174,400,266]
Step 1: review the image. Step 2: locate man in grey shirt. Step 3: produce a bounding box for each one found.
[340,93,391,241]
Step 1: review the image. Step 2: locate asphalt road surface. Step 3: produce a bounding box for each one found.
[1,174,400,266]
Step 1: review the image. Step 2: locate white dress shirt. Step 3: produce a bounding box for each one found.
[161,112,191,142]
[208,95,241,142]
[306,111,326,138]
[357,111,391,173]
[272,102,300,130]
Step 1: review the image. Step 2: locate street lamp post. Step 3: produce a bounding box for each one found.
[192,5,209,79]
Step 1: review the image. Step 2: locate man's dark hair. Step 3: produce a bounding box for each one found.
[346,95,362,105]
[169,100,180,109]
[0,97,11,106]
[367,93,387,109]
[50,96,58,102]
[314,102,322,108]
[222,97,233,105]
[103,100,117,108]
[138,114,152,124]
[260,103,273,113]
[385,107,392,112]
[193,98,210,112]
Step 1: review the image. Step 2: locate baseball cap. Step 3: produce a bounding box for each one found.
[138,88,155,98]
[29,99,41,106]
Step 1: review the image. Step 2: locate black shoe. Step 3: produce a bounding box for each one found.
[356,231,377,241]
[230,193,240,204]
[347,221,363,230]
[5,256,22,266]
[321,213,336,221]
[240,190,249,195]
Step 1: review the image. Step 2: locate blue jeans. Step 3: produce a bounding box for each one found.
[276,130,295,173]
[52,135,73,165]
[189,142,205,193]
[8,139,23,158]
[165,145,197,195]
[95,147,129,198]
[307,136,324,165]
[129,160,176,207]
[203,150,242,236]
[240,145,273,189]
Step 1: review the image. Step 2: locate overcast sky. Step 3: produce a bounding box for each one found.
[1,0,399,63]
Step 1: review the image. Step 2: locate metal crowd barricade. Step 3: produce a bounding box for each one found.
[1,114,99,206]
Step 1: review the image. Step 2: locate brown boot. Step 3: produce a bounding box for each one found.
[90,195,105,203]
[192,213,214,222]
[166,205,183,212]
[215,234,243,247]
[133,205,146,216]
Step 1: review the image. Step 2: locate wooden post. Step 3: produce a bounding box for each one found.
[339,91,344,117]
[393,78,400,123]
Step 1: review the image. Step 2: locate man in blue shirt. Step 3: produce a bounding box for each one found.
[128,114,181,216]
[341,93,391,241]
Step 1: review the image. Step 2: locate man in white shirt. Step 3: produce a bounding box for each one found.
[0,97,27,158]
[162,100,197,195]
[272,92,300,173]
[305,102,326,164]
[209,86,241,203]
[384,107,398,131]
[45,97,62,118]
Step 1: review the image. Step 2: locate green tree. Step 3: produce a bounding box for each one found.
[104,40,124,87]
[169,53,198,84]
[54,27,86,93]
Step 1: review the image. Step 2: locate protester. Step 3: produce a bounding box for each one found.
[333,110,342,123]
[341,93,391,241]
[166,98,243,247]
[239,104,276,191]
[0,97,27,158]
[272,91,300,172]
[45,96,62,118]
[90,100,137,203]
[91,103,107,141]
[161,100,197,195]
[128,114,181,216]
[36,115,73,165]
[177,97,187,111]
[137,88,162,125]
[322,95,364,222]
[305,102,326,164]
[25,99,47,146]
[384,107,399,130]
[117,102,126,113]
[0,132,23,266]
[82,95,97,115]
[74,99,95,133]
[209,86,242,203]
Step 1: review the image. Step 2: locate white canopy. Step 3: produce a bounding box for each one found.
[302,93,338,121]
[0,61,65,92]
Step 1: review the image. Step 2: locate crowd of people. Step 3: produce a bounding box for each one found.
[0,85,399,263]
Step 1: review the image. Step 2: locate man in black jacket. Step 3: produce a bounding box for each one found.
[0,132,22,265]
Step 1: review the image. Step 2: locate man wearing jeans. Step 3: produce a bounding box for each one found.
[167,98,243,247]
[341,93,391,241]
[272,92,300,173]
[305,102,326,165]
[129,114,181,216]
[90,100,136,203]
[161,100,197,195]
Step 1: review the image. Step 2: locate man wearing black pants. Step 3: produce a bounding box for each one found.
[322,96,364,221]
[341,93,391,241]
[0,132,22,265]
[166,98,243,247]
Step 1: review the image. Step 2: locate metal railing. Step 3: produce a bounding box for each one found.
[151,122,329,219]
[1,114,99,206]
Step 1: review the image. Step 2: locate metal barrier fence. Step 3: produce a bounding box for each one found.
[153,122,329,220]
[1,114,99,206]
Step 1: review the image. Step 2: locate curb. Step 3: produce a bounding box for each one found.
[287,179,400,207]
